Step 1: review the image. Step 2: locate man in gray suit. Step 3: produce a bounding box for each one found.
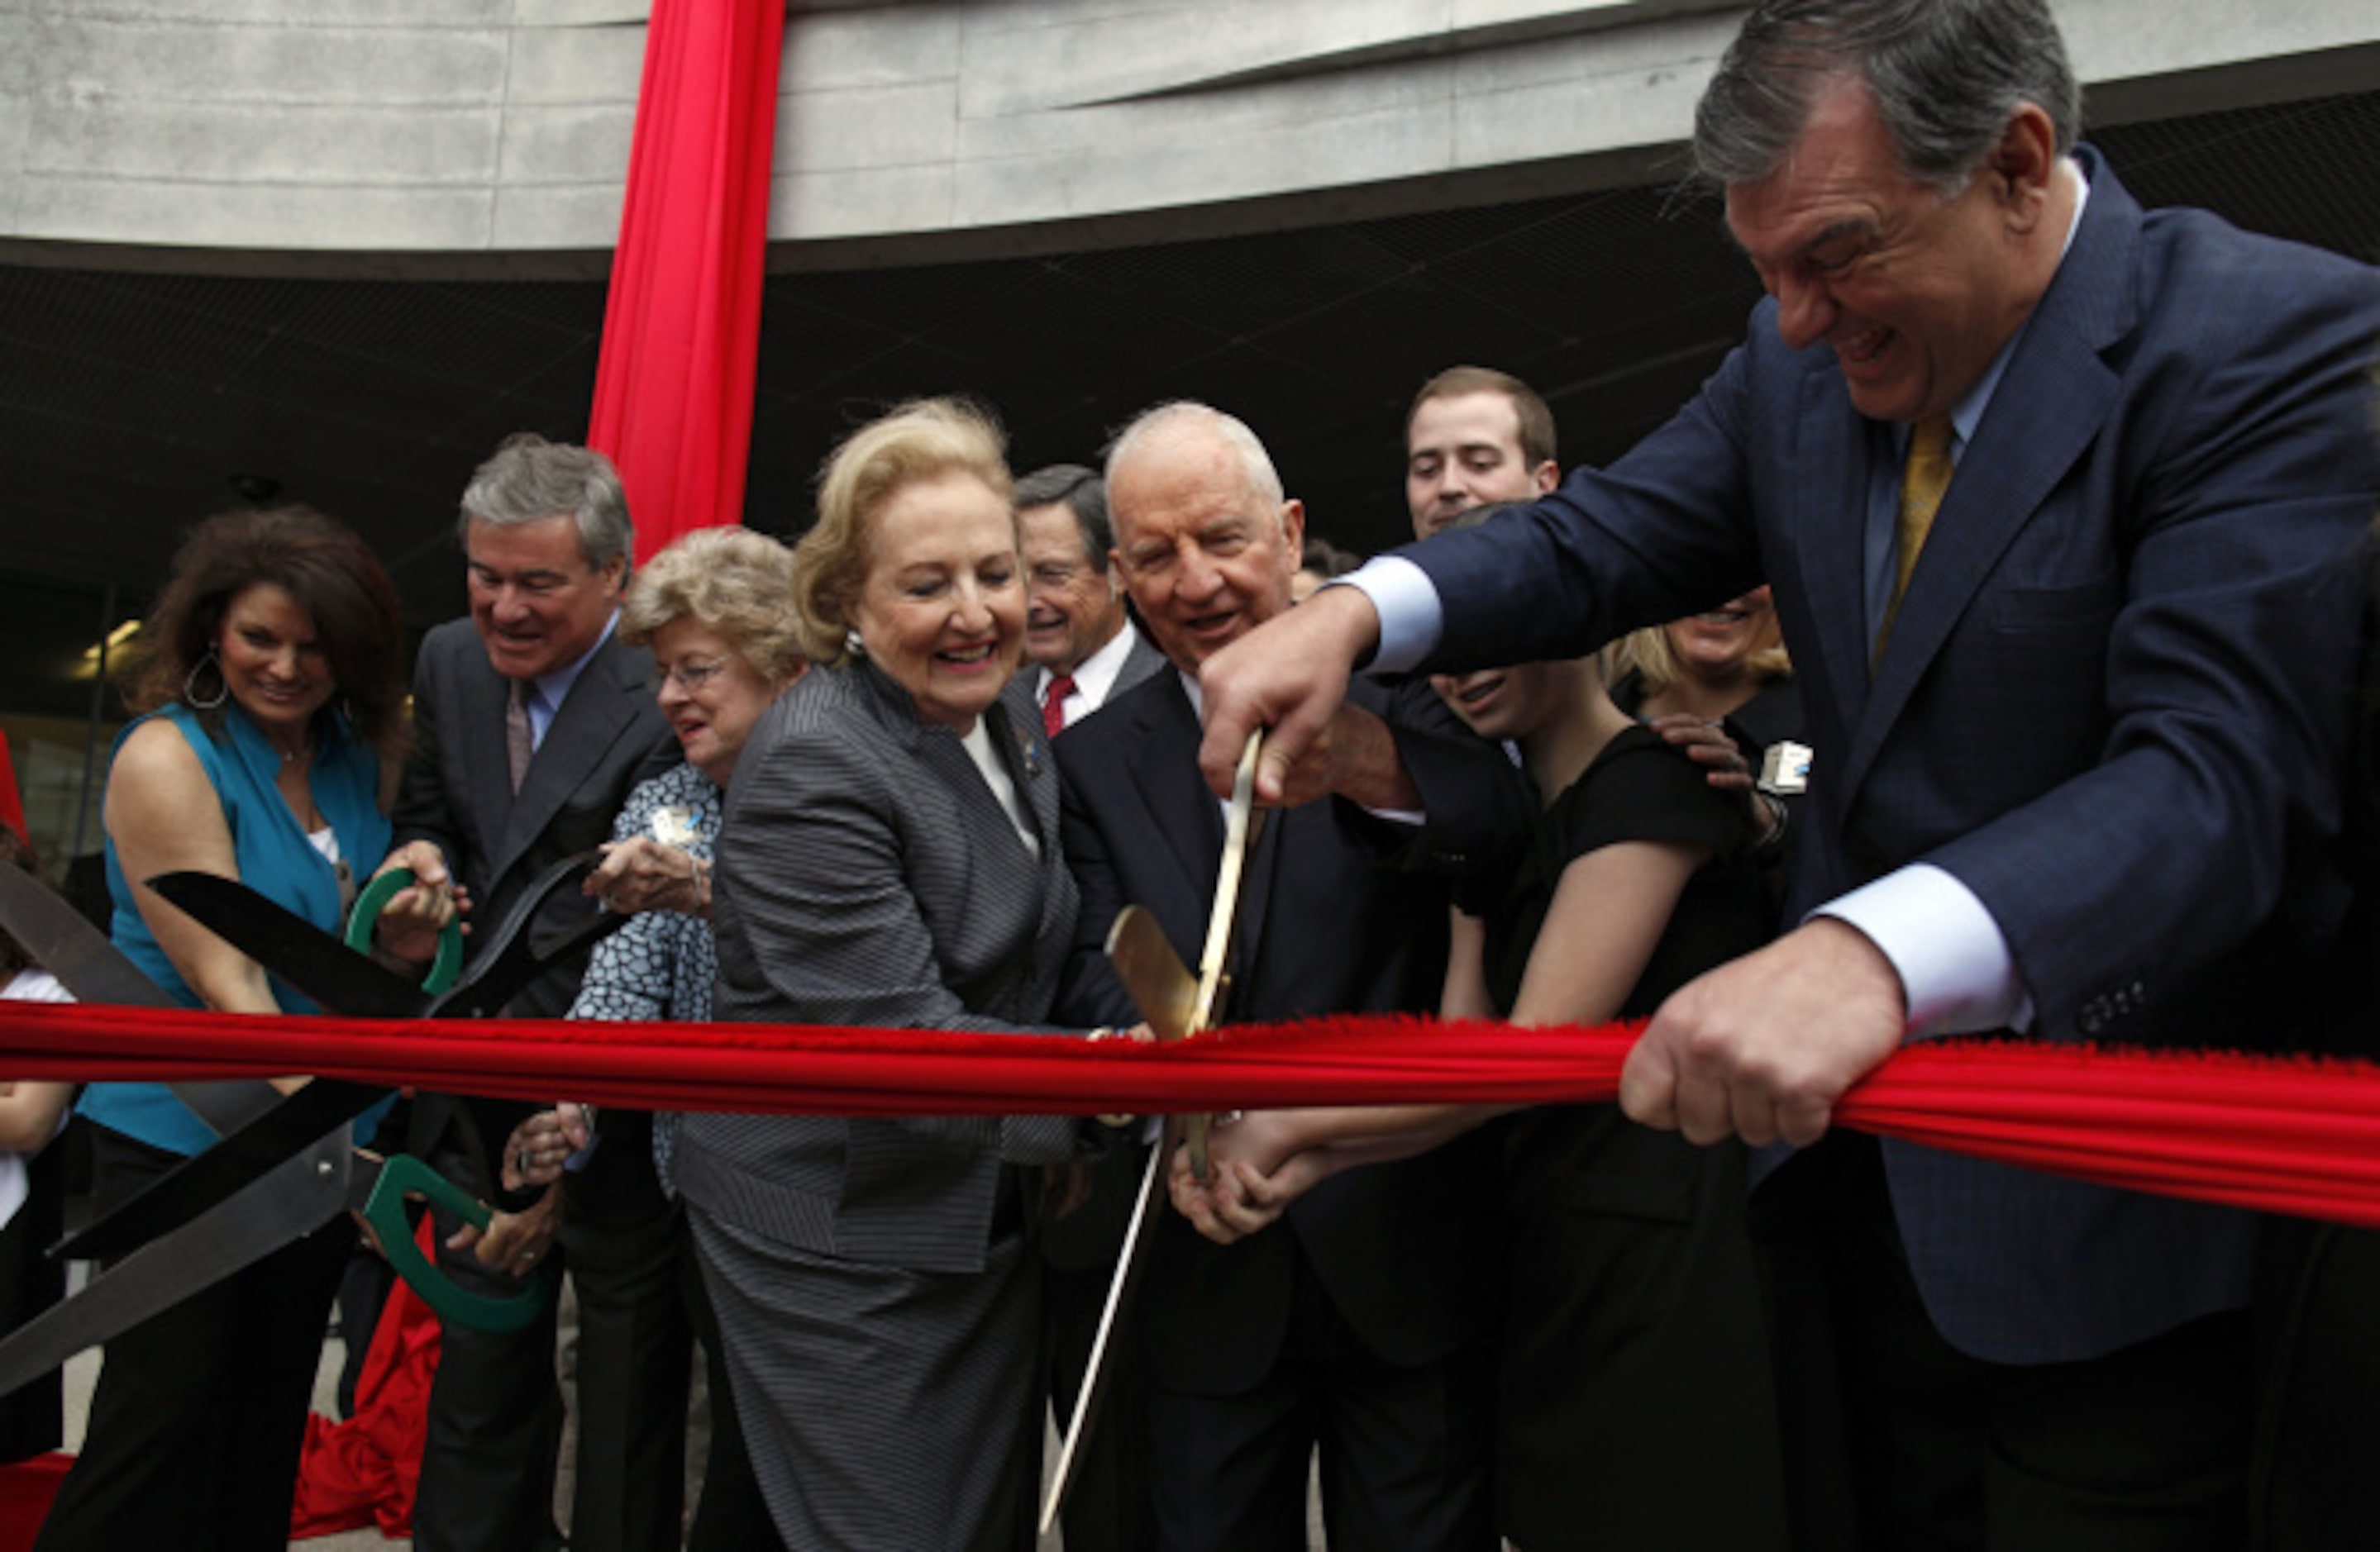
[381,434,679,1552]
[1013,463,1166,735]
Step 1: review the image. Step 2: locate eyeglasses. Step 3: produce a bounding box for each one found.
[648,655,733,693]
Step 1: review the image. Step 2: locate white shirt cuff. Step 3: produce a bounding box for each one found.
[1338,558,1442,674]
[1815,864,2034,1036]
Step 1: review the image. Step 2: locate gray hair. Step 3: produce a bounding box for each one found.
[1104,402,1285,516]
[620,525,806,682]
[456,432,637,574]
[1013,464,1111,569]
[1692,0,2078,195]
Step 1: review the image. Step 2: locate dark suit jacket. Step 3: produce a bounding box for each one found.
[1055,668,1531,1391]
[1103,628,1170,710]
[676,664,1082,1276]
[391,617,677,1180]
[1402,149,2380,1364]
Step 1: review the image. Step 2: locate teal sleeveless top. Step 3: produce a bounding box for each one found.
[79,701,393,1157]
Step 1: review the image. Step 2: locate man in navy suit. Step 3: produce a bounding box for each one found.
[1194,2,2380,1545]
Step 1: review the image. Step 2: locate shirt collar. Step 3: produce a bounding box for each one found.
[528,608,619,715]
[1940,156,2091,450]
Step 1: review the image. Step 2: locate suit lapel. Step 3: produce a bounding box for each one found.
[1126,677,1228,960]
[991,692,1061,858]
[1226,790,1292,1016]
[453,647,517,857]
[1791,363,1878,741]
[1835,156,2136,807]
[984,687,1067,940]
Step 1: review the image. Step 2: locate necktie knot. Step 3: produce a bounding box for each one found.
[1042,674,1077,741]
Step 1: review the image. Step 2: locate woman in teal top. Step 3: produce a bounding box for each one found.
[39,506,446,1552]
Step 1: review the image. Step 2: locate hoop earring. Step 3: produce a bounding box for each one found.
[183,647,229,711]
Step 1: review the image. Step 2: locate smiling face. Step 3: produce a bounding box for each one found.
[1663,586,1780,688]
[1018,501,1124,674]
[849,470,1025,734]
[1109,423,1304,675]
[1429,659,1570,745]
[465,512,626,683]
[216,581,334,744]
[1405,390,1557,539]
[647,617,799,787]
[1724,77,2060,424]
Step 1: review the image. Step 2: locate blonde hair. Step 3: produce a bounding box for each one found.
[790,398,1014,665]
[1610,618,1792,693]
[620,526,805,680]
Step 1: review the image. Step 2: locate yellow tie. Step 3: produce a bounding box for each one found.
[1877,413,1954,655]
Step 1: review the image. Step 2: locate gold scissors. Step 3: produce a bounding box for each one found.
[1042,728,1268,1531]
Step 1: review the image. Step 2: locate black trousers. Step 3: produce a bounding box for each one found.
[1041,1147,1159,1552]
[35,1125,353,1552]
[560,1112,694,1552]
[409,1123,566,1552]
[1760,1134,2253,1552]
[1144,1237,1496,1552]
[0,1135,65,1462]
[2251,1216,2380,1552]
[412,1110,694,1552]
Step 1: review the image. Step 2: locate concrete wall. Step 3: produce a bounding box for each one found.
[1,0,2374,271]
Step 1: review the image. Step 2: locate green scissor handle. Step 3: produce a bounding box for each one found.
[345,867,464,996]
[362,1153,555,1334]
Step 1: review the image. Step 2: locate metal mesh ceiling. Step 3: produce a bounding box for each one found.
[2,87,2375,721]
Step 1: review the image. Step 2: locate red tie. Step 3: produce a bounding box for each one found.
[1042,674,1076,740]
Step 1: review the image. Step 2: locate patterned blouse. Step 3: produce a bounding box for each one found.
[568,759,720,1189]
[571,760,720,1024]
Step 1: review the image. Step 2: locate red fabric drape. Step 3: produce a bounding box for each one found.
[586,0,786,561]
[3,1001,2380,1231]
[289,1215,443,1541]
[0,736,25,849]
[0,1454,69,1552]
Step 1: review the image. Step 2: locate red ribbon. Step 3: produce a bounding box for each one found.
[3,1001,2376,1230]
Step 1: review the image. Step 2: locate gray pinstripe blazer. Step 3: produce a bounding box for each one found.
[676,659,1083,1275]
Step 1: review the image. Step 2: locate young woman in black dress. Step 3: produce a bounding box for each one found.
[1175,515,1792,1549]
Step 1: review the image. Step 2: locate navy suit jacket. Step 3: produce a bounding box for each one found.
[1055,668,1531,1390]
[1401,149,2380,1363]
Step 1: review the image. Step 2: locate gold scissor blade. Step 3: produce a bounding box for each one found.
[1180,728,1266,1177]
[1104,905,1199,1045]
[1191,728,1263,1032]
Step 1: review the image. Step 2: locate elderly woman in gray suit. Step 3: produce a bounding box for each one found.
[673,398,1118,1550]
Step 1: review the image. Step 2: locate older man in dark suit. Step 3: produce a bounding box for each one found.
[1011,463,1167,736]
[380,434,678,1552]
[1056,402,1530,1551]
[1195,2,2379,1547]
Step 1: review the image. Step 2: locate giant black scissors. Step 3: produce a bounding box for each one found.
[0,850,622,1397]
